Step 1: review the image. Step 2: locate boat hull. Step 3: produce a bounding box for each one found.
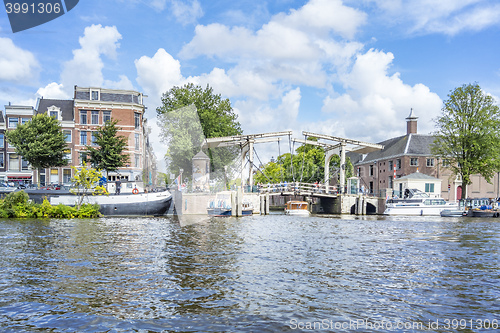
[207,208,253,217]
[50,191,172,216]
[285,209,310,216]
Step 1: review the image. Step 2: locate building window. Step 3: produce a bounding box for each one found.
[63,130,71,143]
[369,165,374,176]
[91,111,99,125]
[0,133,4,148]
[63,149,71,163]
[103,111,111,123]
[135,154,140,168]
[91,132,98,146]
[80,110,87,124]
[396,159,401,170]
[79,152,88,166]
[442,159,450,167]
[91,90,99,101]
[135,133,140,150]
[21,118,29,125]
[135,113,140,129]
[425,183,435,193]
[426,158,435,167]
[8,117,18,128]
[388,160,393,172]
[0,153,3,168]
[49,111,58,119]
[410,158,418,166]
[9,154,19,171]
[80,131,87,145]
[63,169,71,184]
[21,158,29,171]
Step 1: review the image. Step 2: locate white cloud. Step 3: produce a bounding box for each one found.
[0,38,40,84]
[171,0,203,25]
[234,88,302,134]
[368,0,500,35]
[322,49,442,142]
[104,75,134,90]
[61,24,124,93]
[135,48,189,103]
[36,82,70,100]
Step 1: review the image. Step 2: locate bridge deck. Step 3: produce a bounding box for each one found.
[258,182,339,198]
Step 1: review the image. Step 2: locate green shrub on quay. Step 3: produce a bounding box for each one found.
[0,191,101,219]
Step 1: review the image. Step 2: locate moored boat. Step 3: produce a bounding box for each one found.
[49,190,172,216]
[385,188,457,216]
[207,191,254,217]
[285,200,310,216]
[462,198,500,217]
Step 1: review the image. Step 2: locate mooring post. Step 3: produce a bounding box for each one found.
[231,191,237,217]
[265,193,270,215]
[236,186,243,216]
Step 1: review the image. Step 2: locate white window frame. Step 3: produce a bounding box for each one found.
[63,130,72,143]
[91,111,99,125]
[80,130,87,146]
[91,89,100,101]
[103,111,111,123]
[8,117,18,128]
[80,110,88,125]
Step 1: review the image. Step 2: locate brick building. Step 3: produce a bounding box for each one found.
[349,110,500,201]
[1,86,157,187]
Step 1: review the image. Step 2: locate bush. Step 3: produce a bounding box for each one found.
[0,191,102,219]
[74,203,101,218]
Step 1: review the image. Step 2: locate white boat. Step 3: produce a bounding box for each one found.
[207,191,254,217]
[285,200,310,216]
[49,190,172,216]
[384,188,458,216]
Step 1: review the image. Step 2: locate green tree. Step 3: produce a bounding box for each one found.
[85,119,129,174]
[431,83,500,199]
[5,113,67,183]
[70,166,108,209]
[156,83,243,176]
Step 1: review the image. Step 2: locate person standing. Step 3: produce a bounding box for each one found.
[115,178,121,195]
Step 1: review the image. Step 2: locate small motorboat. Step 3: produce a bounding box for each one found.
[285,200,310,216]
[207,191,254,217]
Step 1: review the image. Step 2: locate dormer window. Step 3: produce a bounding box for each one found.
[47,106,61,120]
[91,90,99,101]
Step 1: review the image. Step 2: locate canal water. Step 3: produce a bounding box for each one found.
[0,214,498,332]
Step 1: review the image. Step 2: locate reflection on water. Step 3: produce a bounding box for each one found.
[0,215,499,332]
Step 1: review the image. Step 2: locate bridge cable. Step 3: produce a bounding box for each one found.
[252,146,273,184]
[278,138,284,184]
[289,134,296,182]
[299,134,307,182]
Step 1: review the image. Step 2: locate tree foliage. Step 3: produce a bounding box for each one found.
[431,83,500,199]
[156,83,243,177]
[85,119,129,173]
[70,166,108,209]
[5,113,67,170]
[254,140,354,185]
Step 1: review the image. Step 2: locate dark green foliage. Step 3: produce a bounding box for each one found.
[254,141,354,185]
[156,83,243,175]
[85,119,129,173]
[0,191,101,218]
[431,83,500,199]
[5,113,67,170]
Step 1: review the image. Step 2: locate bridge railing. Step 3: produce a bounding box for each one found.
[257,182,339,195]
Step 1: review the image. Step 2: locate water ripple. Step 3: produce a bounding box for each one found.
[0,215,498,332]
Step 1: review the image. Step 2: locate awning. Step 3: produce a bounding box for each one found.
[8,175,32,179]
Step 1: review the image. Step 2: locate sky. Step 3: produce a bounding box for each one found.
[1,0,500,171]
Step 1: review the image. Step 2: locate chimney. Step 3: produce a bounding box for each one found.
[406,108,418,135]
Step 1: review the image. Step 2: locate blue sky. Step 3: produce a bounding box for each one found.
[1,0,500,168]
